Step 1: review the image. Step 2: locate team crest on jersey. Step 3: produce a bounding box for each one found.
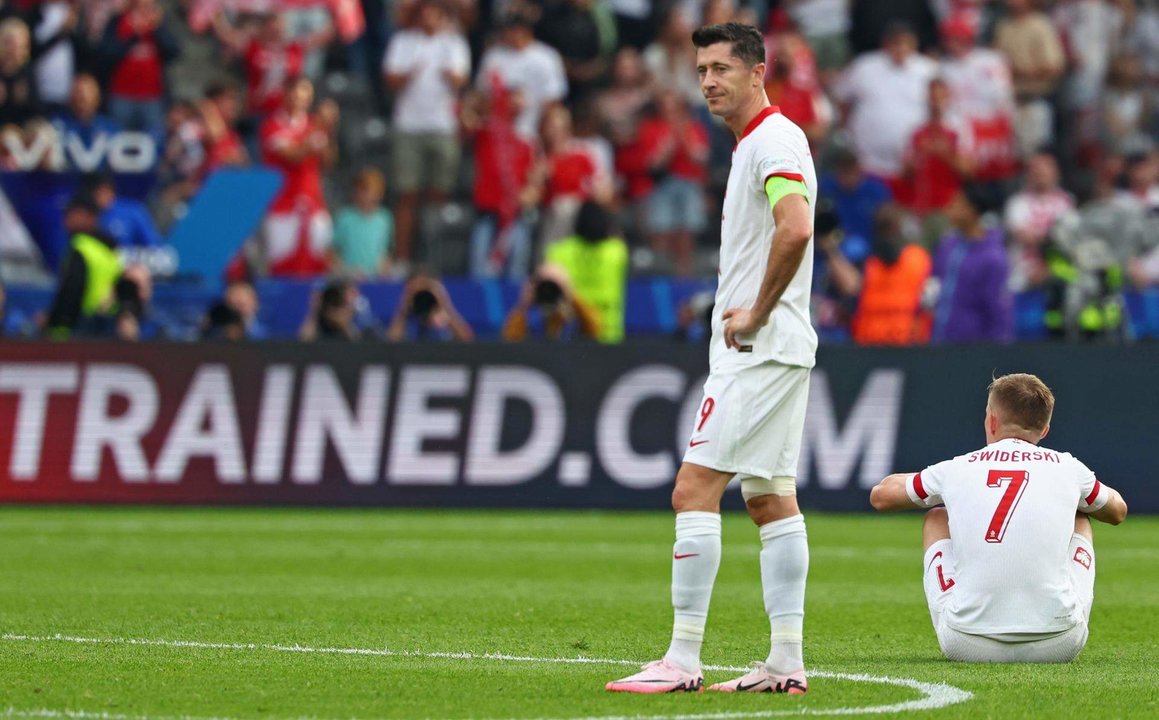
[1073,547,1092,570]
[757,156,802,178]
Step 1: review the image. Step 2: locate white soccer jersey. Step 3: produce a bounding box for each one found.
[711,107,818,372]
[907,437,1109,637]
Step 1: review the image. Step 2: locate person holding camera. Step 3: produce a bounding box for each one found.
[501,264,600,341]
[385,272,474,342]
[299,279,363,341]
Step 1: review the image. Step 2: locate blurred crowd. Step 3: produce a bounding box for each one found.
[0,0,1158,344]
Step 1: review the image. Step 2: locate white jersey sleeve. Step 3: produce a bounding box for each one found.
[754,142,810,187]
[907,461,949,508]
[1074,458,1108,512]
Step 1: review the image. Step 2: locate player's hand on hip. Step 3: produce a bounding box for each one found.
[722,308,766,350]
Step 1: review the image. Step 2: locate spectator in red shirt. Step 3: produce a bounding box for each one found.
[763,48,828,149]
[213,9,334,123]
[538,102,604,246]
[903,77,972,239]
[99,0,179,138]
[463,83,541,280]
[199,80,248,175]
[638,90,709,277]
[258,76,340,277]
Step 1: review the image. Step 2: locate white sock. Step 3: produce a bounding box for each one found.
[758,514,808,675]
[663,511,722,673]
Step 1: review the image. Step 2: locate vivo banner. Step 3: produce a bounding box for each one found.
[0,342,1154,511]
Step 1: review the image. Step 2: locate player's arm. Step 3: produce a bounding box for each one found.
[869,473,925,512]
[721,179,812,349]
[1081,480,1128,525]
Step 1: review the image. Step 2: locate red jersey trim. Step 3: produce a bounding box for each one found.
[1085,480,1102,506]
[913,472,928,500]
[763,171,806,184]
[739,106,781,142]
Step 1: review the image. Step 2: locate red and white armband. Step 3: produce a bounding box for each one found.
[1079,479,1109,513]
[905,472,939,508]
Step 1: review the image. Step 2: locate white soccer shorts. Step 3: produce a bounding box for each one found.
[922,536,1095,663]
[682,360,810,495]
[263,209,334,266]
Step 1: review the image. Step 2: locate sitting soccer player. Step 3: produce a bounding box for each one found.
[869,373,1128,662]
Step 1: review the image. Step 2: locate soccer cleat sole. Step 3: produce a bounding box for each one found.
[605,678,704,694]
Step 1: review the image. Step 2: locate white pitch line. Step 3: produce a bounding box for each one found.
[1,709,235,720]
[1,633,973,719]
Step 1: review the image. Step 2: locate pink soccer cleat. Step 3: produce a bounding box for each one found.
[605,660,704,693]
[709,663,807,694]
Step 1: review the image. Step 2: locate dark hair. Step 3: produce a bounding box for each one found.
[691,23,766,68]
[205,81,236,101]
[79,172,115,195]
[831,146,860,171]
[319,281,351,311]
[66,192,101,215]
[882,19,917,42]
[960,183,997,216]
[574,201,613,242]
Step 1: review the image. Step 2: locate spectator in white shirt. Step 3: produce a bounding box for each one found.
[834,20,938,196]
[1004,151,1075,290]
[476,13,568,141]
[940,13,1020,189]
[32,1,76,111]
[383,0,471,264]
[642,9,701,108]
[786,0,851,84]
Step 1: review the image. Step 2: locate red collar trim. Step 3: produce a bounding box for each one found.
[739,106,780,142]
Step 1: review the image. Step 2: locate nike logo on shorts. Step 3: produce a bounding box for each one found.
[688,439,709,448]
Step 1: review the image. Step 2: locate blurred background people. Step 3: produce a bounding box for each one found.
[502,264,600,341]
[385,271,474,341]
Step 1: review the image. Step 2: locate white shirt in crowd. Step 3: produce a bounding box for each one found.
[643,44,703,109]
[907,437,1108,638]
[476,41,568,140]
[34,2,75,106]
[1004,189,1075,242]
[713,108,818,372]
[1053,0,1124,108]
[941,48,1015,122]
[383,29,471,135]
[788,0,850,38]
[835,50,938,178]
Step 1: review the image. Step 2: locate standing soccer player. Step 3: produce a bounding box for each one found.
[606,23,817,695]
[870,373,1128,662]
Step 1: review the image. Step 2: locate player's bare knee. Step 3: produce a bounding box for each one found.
[745,493,800,526]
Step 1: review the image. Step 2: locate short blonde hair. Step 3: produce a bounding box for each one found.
[987,373,1055,432]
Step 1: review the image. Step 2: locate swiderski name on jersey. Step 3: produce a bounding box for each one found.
[966,450,1062,463]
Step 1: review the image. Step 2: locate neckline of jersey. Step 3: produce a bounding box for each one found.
[738,105,781,142]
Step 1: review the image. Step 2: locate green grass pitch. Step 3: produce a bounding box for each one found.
[0,507,1156,719]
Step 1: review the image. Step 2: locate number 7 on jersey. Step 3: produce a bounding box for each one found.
[986,470,1029,543]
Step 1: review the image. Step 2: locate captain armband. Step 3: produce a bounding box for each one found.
[764,175,809,210]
